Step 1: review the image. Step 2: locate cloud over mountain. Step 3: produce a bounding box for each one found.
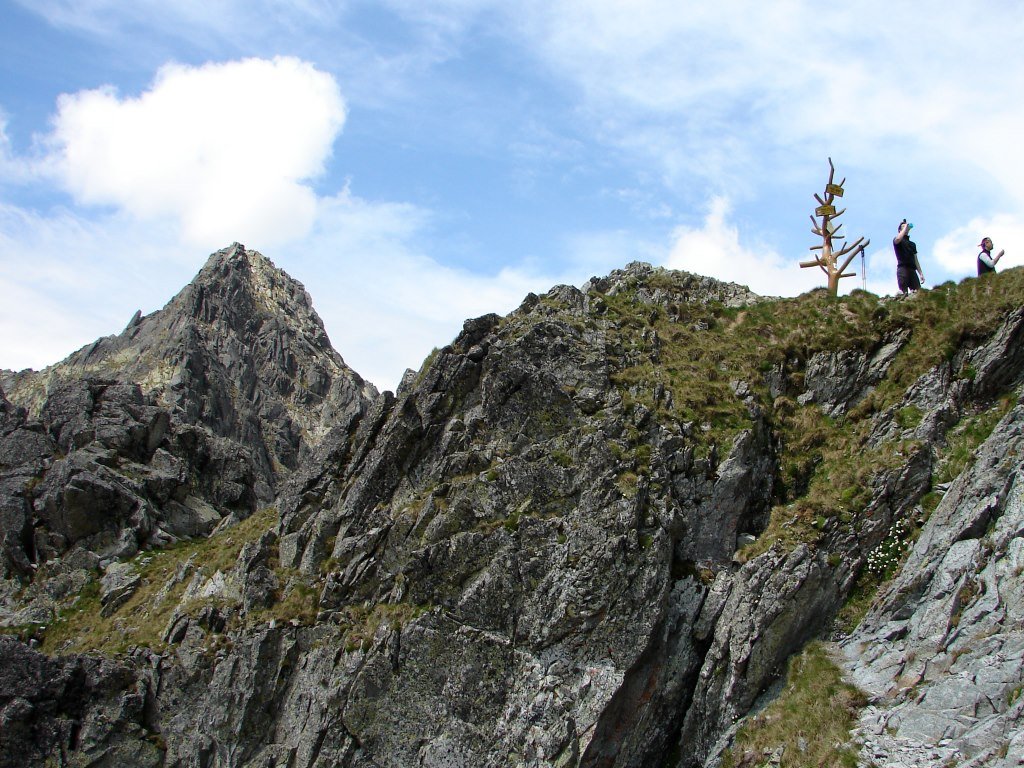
[48,56,345,247]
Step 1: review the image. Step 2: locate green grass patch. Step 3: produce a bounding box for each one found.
[338,602,430,652]
[896,405,923,430]
[574,267,1024,560]
[934,396,1015,485]
[42,507,280,655]
[741,408,915,560]
[500,268,1024,579]
[616,471,639,498]
[721,642,866,768]
[550,447,574,468]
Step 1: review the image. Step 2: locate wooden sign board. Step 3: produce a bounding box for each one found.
[826,184,845,197]
[815,204,836,217]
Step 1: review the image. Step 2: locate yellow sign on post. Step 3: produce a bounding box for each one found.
[802,158,869,296]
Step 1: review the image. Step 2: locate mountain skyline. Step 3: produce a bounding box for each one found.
[2,1,1022,390]
[3,238,1023,767]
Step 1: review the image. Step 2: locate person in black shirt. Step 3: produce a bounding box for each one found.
[977,236,1004,275]
[893,219,925,294]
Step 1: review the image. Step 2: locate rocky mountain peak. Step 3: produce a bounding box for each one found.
[0,245,376,586]
[4,244,375,480]
[178,243,323,343]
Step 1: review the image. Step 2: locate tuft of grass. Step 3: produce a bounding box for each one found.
[616,471,639,498]
[896,405,924,430]
[741,417,914,561]
[550,448,574,468]
[252,571,320,626]
[934,397,1014,485]
[721,642,866,768]
[503,507,522,532]
[42,507,280,655]
[338,602,430,652]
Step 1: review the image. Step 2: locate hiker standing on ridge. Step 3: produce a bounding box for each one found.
[893,219,925,294]
[977,236,1005,275]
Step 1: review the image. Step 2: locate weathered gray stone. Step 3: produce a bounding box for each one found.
[842,402,1024,768]
[0,636,162,768]
[99,560,141,616]
[1,246,376,625]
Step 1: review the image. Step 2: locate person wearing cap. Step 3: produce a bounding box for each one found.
[977,237,1005,275]
[893,219,925,294]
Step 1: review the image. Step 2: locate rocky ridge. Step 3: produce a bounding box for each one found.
[1,251,1023,768]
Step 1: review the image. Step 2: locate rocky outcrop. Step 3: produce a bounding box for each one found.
[2,256,1024,767]
[0,636,161,768]
[798,328,909,417]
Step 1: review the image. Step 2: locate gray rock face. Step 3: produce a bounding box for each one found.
[799,329,908,416]
[2,257,1024,767]
[0,636,161,768]
[135,268,868,767]
[842,402,1024,768]
[108,265,776,768]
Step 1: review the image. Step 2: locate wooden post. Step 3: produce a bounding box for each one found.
[801,158,870,296]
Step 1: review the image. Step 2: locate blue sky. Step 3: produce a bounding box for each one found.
[2,1,1022,390]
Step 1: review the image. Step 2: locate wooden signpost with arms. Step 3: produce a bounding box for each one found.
[801,158,870,295]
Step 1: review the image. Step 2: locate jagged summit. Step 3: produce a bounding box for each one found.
[168,243,335,357]
[583,260,764,305]
[0,245,376,588]
[4,243,375,479]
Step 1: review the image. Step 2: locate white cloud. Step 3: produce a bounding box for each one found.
[664,196,833,297]
[46,57,346,248]
[274,189,578,390]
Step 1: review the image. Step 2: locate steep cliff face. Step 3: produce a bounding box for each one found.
[1,253,1023,768]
